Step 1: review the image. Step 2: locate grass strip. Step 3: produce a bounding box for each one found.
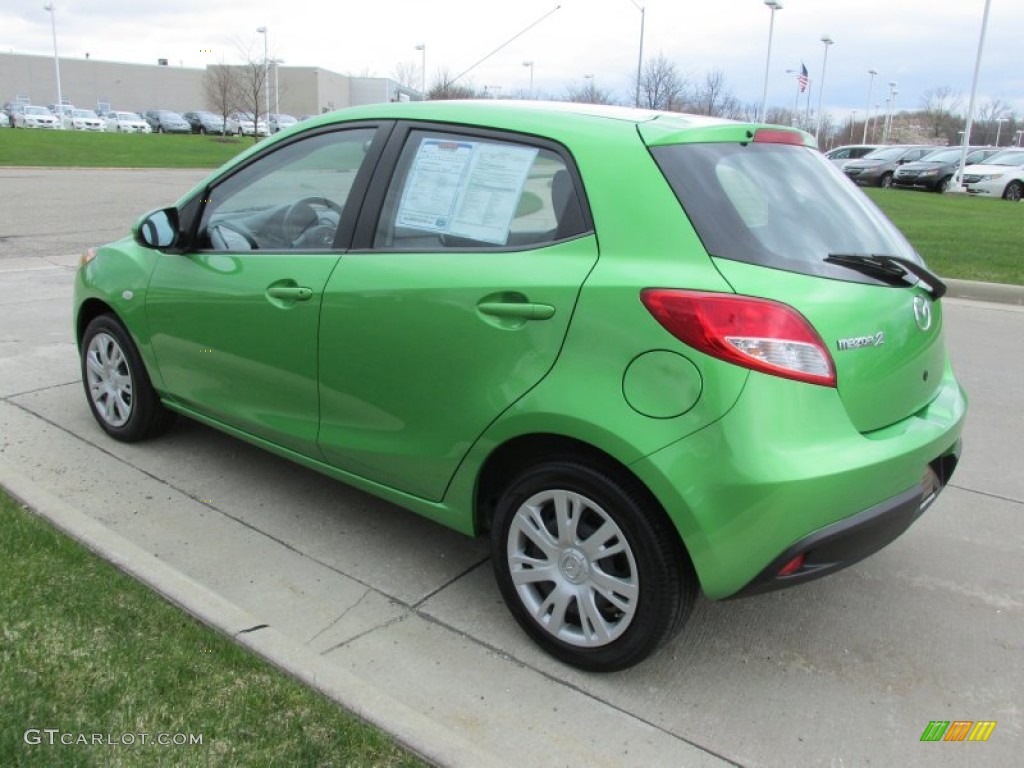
[0,130,250,168]
[0,488,427,768]
[864,188,1022,286]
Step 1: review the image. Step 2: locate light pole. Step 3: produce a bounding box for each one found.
[42,4,63,127]
[883,81,896,142]
[256,27,269,126]
[862,69,877,143]
[953,0,993,191]
[522,61,534,99]
[415,44,426,99]
[871,103,881,142]
[630,1,645,108]
[785,68,802,127]
[889,88,899,141]
[272,58,283,115]
[814,35,833,144]
[849,109,858,142]
[1016,130,1023,148]
[759,1,783,123]
[994,117,1008,146]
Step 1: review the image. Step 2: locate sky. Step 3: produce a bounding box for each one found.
[4,0,1023,120]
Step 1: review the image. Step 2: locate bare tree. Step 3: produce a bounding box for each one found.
[689,69,740,117]
[920,86,962,140]
[235,44,271,142]
[636,54,687,111]
[428,70,480,100]
[202,64,239,135]
[393,60,421,91]
[564,79,616,105]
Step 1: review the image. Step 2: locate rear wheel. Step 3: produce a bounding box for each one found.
[491,460,696,671]
[1004,181,1023,202]
[81,315,175,442]
[879,172,894,188]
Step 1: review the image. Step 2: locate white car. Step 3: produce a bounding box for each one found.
[267,113,298,133]
[226,111,268,136]
[104,111,152,133]
[960,149,1024,201]
[14,105,60,129]
[0,111,9,128]
[63,108,105,131]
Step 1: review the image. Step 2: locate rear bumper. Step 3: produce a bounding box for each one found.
[631,361,967,600]
[729,442,959,598]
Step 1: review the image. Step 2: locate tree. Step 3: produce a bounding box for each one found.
[393,60,421,92]
[689,69,740,118]
[564,79,616,105]
[636,54,687,111]
[920,86,962,140]
[202,64,239,135]
[428,70,480,100]
[234,43,271,142]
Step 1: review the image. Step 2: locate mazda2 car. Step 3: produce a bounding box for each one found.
[74,101,966,671]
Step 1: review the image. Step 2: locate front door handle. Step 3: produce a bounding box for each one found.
[266,286,313,301]
[477,301,555,320]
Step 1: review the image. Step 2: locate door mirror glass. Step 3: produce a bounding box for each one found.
[134,208,179,249]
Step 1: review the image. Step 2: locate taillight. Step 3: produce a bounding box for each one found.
[640,289,836,387]
[752,128,806,145]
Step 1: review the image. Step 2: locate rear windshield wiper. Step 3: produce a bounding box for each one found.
[825,253,947,300]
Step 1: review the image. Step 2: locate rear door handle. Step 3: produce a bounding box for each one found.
[266,286,313,301]
[477,301,555,320]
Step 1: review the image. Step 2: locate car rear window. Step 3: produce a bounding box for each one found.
[650,142,922,282]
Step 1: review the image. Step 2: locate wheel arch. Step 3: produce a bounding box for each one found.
[474,433,696,573]
[76,298,117,347]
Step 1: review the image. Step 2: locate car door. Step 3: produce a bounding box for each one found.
[145,123,388,456]
[317,124,598,501]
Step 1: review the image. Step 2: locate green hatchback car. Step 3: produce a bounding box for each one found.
[74,101,966,671]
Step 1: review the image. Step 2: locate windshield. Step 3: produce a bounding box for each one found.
[861,147,906,161]
[983,150,1024,166]
[919,149,960,163]
[72,109,97,118]
[651,142,921,283]
[118,112,141,120]
[26,107,49,115]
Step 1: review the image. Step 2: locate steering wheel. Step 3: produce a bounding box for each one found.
[282,197,343,246]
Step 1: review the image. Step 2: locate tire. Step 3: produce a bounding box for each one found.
[491,460,696,672]
[199,126,206,135]
[157,125,163,134]
[80,315,175,442]
[879,172,894,189]
[1004,181,1023,202]
[937,176,952,193]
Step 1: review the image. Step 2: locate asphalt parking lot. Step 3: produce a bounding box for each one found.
[1,167,1021,767]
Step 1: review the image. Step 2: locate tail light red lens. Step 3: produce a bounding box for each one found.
[640,289,837,387]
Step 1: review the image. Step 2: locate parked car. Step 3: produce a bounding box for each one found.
[13,104,60,129]
[62,108,105,132]
[73,102,966,671]
[267,113,298,133]
[842,145,936,187]
[824,144,881,168]
[142,109,192,134]
[0,111,9,128]
[892,147,1002,193]
[104,111,152,133]
[183,110,226,135]
[960,148,1024,201]
[226,111,268,136]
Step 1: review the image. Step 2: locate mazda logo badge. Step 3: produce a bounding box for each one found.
[913,296,932,331]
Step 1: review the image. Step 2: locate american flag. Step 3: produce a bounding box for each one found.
[797,64,809,93]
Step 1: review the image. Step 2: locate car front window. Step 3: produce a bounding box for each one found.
[198,127,378,252]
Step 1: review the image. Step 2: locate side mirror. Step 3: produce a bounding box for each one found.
[134,208,179,249]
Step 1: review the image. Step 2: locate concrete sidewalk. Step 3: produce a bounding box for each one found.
[1,163,1021,766]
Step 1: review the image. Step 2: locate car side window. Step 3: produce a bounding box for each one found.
[198,127,376,252]
[373,130,586,250]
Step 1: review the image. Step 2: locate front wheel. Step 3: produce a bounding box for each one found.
[937,175,953,193]
[81,315,175,442]
[879,172,894,188]
[491,461,696,672]
[1004,180,1023,202]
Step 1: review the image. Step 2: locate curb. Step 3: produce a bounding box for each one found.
[0,470,504,768]
[945,278,1024,306]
